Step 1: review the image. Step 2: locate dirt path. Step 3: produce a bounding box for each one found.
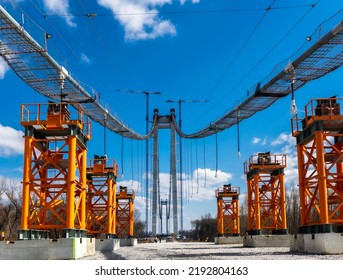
[81,242,343,260]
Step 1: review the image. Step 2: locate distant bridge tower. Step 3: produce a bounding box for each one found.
[159,199,170,235]
[19,102,91,239]
[151,109,178,237]
[291,97,343,233]
[86,155,118,238]
[216,184,240,236]
[244,153,287,235]
[116,186,135,238]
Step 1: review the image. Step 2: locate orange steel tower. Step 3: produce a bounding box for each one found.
[86,155,118,238]
[19,102,91,239]
[216,184,240,236]
[116,186,135,238]
[244,153,287,235]
[291,97,343,233]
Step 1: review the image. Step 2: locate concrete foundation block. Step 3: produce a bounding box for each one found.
[243,234,290,247]
[119,238,137,246]
[95,239,120,251]
[290,233,343,254]
[214,236,243,245]
[0,238,95,260]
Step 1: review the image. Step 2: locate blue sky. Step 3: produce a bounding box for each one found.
[0,0,342,232]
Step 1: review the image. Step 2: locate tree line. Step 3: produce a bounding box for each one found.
[0,178,300,241]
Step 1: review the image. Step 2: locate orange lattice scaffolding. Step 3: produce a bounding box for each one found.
[19,102,91,239]
[244,153,287,235]
[116,186,135,238]
[291,97,343,233]
[216,184,240,236]
[86,155,118,238]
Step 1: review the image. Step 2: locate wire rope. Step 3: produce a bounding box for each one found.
[201,1,320,117]
[215,131,218,178]
[192,0,276,116]
[195,139,199,194]
[41,4,317,17]
[203,138,207,188]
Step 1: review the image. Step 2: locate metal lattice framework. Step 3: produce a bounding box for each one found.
[244,153,287,234]
[20,103,89,237]
[86,156,118,237]
[0,5,342,140]
[216,185,240,236]
[292,98,343,232]
[116,186,135,238]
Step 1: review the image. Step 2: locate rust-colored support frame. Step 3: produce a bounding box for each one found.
[244,154,287,235]
[116,187,135,238]
[216,185,240,236]
[86,157,118,237]
[293,98,343,233]
[20,103,90,238]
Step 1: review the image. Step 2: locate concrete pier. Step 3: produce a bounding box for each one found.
[290,233,343,254]
[120,238,137,246]
[0,238,95,260]
[214,236,243,245]
[95,239,120,251]
[243,234,290,247]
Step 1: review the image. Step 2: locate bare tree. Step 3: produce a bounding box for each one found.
[0,178,22,240]
[5,180,22,239]
[239,194,248,235]
[286,181,300,234]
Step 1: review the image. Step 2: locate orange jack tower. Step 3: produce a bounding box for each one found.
[86,155,118,238]
[292,97,343,233]
[116,186,135,238]
[216,184,240,236]
[19,102,91,239]
[244,153,287,235]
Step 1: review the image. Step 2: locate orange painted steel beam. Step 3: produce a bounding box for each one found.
[116,187,135,238]
[86,156,118,237]
[293,98,343,232]
[244,153,287,234]
[20,103,90,236]
[216,185,240,236]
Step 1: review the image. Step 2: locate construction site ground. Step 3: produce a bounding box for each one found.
[80,241,343,260]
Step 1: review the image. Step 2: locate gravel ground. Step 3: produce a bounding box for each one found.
[81,242,343,260]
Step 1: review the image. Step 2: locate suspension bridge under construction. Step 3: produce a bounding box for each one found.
[0,4,343,259]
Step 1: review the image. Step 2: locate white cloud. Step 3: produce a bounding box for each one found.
[0,124,24,157]
[117,167,232,217]
[42,0,76,27]
[180,0,200,4]
[252,136,267,145]
[97,0,179,40]
[252,137,261,144]
[269,132,298,186]
[271,132,294,146]
[0,57,9,79]
[80,53,91,64]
